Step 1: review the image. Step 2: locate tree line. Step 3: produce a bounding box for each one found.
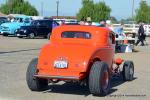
[135,0,150,23]
[0,0,150,23]
[77,0,150,24]
[77,0,111,22]
[0,0,38,16]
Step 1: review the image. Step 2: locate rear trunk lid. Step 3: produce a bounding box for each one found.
[37,43,94,77]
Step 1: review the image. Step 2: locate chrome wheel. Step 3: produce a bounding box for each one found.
[29,33,35,39]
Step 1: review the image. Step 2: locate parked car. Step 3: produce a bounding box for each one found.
[0,17,9,34]
[16,19,59,39]
[53,19,77,25]
[1,15,31,36]
[26,25,134,96]
[0,17,8,22]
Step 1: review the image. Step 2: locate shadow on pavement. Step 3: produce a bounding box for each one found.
[0,48,40,55]
[42,76,137,97]
[111,76,137,88]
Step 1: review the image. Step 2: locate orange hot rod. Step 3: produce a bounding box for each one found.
[26,25,134,96]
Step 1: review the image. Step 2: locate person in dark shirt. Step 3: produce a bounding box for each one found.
[99,19,106,27]
[135,22,145,46]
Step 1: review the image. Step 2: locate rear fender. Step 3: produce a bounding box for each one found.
[86,57,101,75]
[85,48,114,76]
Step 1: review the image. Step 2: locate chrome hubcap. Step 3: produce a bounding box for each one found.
[130,66,134,78]
[30,33,34,38]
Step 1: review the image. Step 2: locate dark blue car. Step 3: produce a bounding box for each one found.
[16,19,59,39]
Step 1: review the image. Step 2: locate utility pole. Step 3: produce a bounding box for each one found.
[41,1,44,16]
[56,0,59,18]
[132,0,135,20]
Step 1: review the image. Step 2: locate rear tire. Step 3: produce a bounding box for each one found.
[122,61,134,81]
[89,61,110,96]
[26,58,48,91]
[18,36,23,38]
[3,34,8,36]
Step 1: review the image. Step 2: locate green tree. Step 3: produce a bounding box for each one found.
[0,0,38,16]
[93,2,111,22]
[77,0,94,21]
[135,0,150,23]
[110,16,118,23]
[77,0,111,22]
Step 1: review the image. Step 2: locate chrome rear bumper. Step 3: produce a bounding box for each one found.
[34,74,80,80]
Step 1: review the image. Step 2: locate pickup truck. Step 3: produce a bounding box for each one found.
[1,15,31,36]
[0,17,9,34]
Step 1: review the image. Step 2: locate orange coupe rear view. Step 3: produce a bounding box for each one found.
[26,25,134,96]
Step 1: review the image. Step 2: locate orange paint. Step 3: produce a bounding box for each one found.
[36,25,115,80]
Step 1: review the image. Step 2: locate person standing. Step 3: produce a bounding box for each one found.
[135,22,145,46]
[84,17,92,25]
[79,18,85,25]
[52,21,58,28]
[99,19,107,27]
[106,20,114,31]
[114,23,126,39]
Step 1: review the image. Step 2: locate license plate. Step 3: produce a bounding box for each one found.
[54,60,68,68]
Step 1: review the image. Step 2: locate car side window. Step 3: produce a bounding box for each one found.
[43,21,52,27]
[31,21,37,26]
[19,18,23,23]
[40,21,47,26]
[24,18,30,23]
[37,22,41,26]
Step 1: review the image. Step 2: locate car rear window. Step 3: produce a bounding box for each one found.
[61,31,91,39]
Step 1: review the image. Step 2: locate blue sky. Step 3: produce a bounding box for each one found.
[0,0,150,20]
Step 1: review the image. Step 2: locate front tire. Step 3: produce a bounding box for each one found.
[3,34,8,36]
[18,36,23,38]
[89,61,110,96]
[122,61,134,81]
[26,58,48,91]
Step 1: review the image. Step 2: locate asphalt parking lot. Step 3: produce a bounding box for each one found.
[0,36,150,100]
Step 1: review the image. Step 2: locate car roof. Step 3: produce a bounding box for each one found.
[51,25,112,45]
[54,25,110,34]
[15,15,31,19]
